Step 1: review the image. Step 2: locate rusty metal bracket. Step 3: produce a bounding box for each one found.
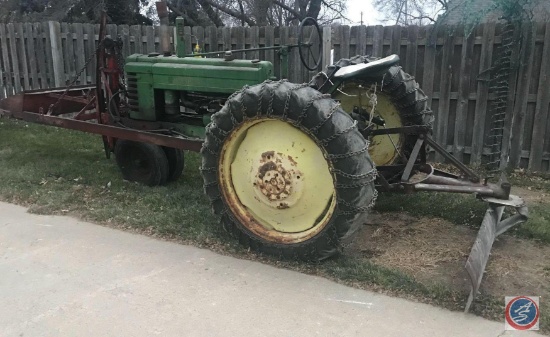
[368,125,432,136]
[424,136,480,183]
[464,195,528,312]
[401,137,424,182]
[0,108,204,152]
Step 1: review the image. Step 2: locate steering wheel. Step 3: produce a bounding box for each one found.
[298,17,322,71]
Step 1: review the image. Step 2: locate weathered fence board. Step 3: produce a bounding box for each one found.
[529,22,550,171]
[16,24,30,90]
[509,24,537,168]
[372,25,384,57]
[1,21,549,171]
[73,23,86,85]
[454,28,475,163]
[435,30,454,163]
[421,26,436,110]
[264,26,275,65]
[0,24,10,98]
[49,21,64,87]
[7,24,22,93]
[405,25,418,76]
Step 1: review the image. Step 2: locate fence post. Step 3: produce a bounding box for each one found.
[322,26,332,70]
[48,21,64,87]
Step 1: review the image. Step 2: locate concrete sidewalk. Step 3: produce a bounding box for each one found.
[0,201,541,337]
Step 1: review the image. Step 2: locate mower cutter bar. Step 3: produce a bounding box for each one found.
[464,195,528,312]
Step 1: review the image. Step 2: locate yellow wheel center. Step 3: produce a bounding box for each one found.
[219,119,336,241]
[334,82,404,166]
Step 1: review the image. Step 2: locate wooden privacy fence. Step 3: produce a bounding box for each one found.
[0,22,322,95]
[1,21,549,171]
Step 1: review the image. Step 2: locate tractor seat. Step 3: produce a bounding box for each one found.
[333,54,400,80]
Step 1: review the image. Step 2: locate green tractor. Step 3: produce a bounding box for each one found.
[0,11,527,311]
[111,16,433,260]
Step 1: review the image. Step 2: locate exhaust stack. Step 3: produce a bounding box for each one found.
[155,1,172,56]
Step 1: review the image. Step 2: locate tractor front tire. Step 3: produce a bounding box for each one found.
[201,80,378,261]
[114,140,169,186]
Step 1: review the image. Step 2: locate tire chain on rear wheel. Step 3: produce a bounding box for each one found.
[333,55,435,183]
[335,55,435,149]
[200,80,378,261]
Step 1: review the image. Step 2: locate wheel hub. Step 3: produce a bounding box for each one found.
[253,151,303,209]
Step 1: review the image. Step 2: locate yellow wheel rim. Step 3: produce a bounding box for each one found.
[219,119,337,244]
[334,82,403,166]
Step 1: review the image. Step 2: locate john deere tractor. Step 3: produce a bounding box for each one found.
[107,14,433,261]
[0,11,526,311]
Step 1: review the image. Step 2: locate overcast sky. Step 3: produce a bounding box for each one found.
[345,0,382,25]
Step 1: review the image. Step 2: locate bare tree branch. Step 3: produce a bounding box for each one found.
[306,0,322,19]
[403,12,437,22]
[272,0,301,20]
[198,0,256,25]
[375,0,446,25]
[395,0,406,24]
[435,0,448,9]
[196,0,226,26]
[166,1,199,26]
[164,0,348,27]
[321,0,349,22]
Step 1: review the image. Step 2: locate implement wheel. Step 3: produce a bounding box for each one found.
[115,140,169,186]
[162,147,185,182]
[333,61,434,167]
[201,80,377,261]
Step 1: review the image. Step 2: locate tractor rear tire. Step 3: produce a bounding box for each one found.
[377,65,434,160]
[114,140,169,186]
[333,57,434,167]
[162,147,185,182]
[201,80,377,261]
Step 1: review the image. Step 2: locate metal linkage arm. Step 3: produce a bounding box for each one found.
[424,136,480,183]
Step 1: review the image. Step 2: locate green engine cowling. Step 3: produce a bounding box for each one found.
[124,54,275,121]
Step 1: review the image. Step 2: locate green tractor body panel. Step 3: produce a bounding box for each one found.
[125,54,274,122]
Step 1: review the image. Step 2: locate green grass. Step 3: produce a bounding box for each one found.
[509,170,550,193]
[0,119,221,244]
[0,118,548,334]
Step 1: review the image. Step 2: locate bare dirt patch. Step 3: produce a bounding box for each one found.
[512,186,550,204]
[348,211,550,298]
